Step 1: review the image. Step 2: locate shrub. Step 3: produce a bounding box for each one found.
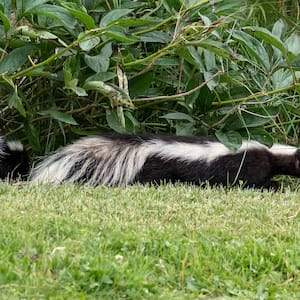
[0,0,299,153]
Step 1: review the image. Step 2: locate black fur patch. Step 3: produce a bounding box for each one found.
[0,138,29,180]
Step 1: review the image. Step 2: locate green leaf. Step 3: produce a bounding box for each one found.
[85,72,116,83]
[244,26,286,56]
[194,85,214,113]
[282,101,300,116]
[116,18,156,27]
[64,62,88,96]
[101,43,113,58]
[232,30,270,70]
[23,0,49,12]
[271,69,293,89]
[0,45,33,74]
[160,112,195,123]
[161,0,181,12]
[124,111,140,132]
[204,70,219,90]
[74,87,88,97]
[25,4,77,29]
[79,35,101,51]
[129,72,153,98]
[84,43,112,72]
[62,4,95,29]
[183,0,210,8]
[272,19,287,40]
[0,10,10,33]
[225,111,273,130]
[100,9,133,27]
[139,31,171,43]
[216,0,247,13]
[196,40,231,59]
[106,109,127,133]
[25,122,41,152]
[105,30,139,43]
[84,54,109,73]
[241,128,273,147]
[285,32,300,56]
[215,130,242,151]
[154,57,179,66]
[203,49,216,71]
[8,90,26,117]
[70,128,102,136]
[175,122,194,136]
[185,46,205,71]
[185,77,201,106]
[40,110,78,125]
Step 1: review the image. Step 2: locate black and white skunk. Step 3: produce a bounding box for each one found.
[0,136,29,180]
[30,134,300,190]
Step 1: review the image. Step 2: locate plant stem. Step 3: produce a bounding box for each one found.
[133,16,174,36]
[11,28,108,80]
[123,42,178,68]
[265,118,300,128]
[133,71,222,102]
[212,83,300,106]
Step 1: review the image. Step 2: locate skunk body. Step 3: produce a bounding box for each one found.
[0,136,29,180]
[31,134,300,189]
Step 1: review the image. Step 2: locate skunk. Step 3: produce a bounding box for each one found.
[30,134,300,190]
[0,136,29,180]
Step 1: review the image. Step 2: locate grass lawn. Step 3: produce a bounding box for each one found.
[0,183,299,299]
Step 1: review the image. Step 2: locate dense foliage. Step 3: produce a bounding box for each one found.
[0,0,299,153]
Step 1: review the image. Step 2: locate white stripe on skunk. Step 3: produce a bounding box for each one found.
[0,136,29,180]
[30,134,300,189]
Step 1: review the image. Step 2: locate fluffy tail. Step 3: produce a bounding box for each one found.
[31,136,152,186]
[31,134,226,186]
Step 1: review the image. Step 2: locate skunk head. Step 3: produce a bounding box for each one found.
[294,149,300,176]
[283,148,300,177]
[270,145,300,177]
[0,137,29,180]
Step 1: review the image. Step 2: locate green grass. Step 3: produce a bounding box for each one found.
[0,183,299,299]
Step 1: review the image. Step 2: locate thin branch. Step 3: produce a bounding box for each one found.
[211,105,241,128]
[212,83,300,106]
[133,71,222,102]
[264,118,300,129]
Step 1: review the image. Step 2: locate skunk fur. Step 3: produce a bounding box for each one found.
[30,134,300,189]
[0,136,29,180]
